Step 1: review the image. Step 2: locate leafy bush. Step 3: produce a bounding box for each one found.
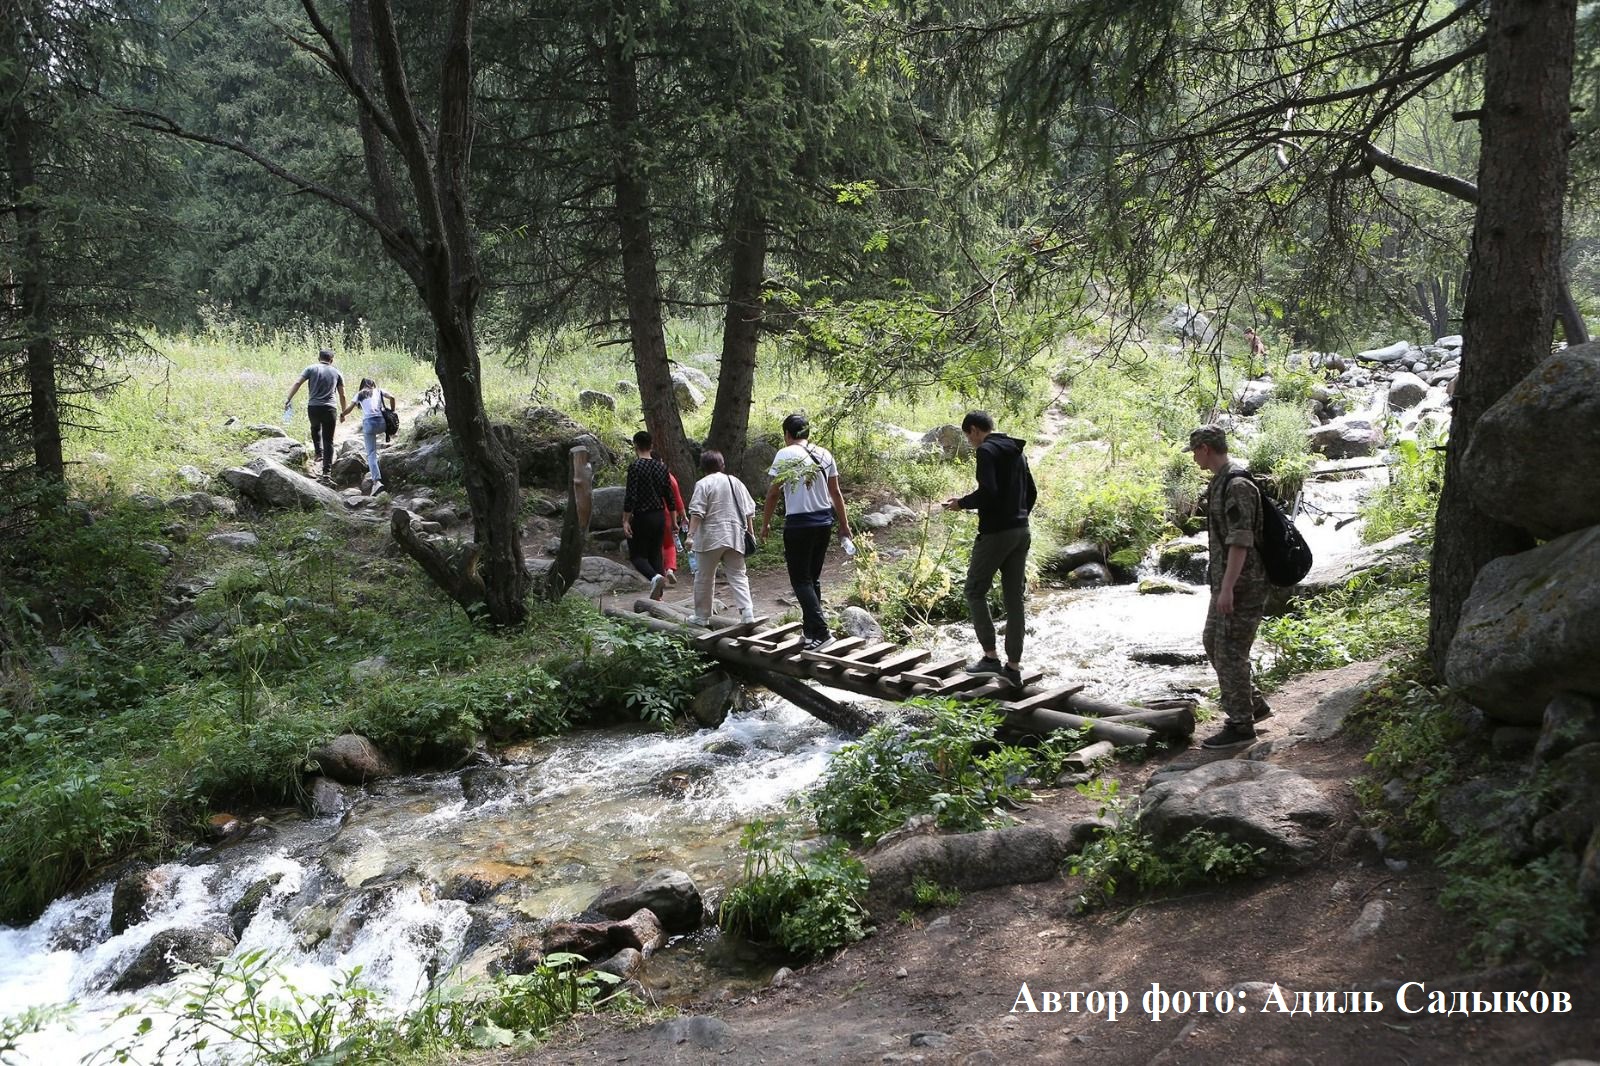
[848,519,977,632]
[1068,779,1265,909]
[1257,557,1428,688]
[811,698,1039,842]
[1362,433,1445,543]
[718,820,869,960]
[1243,400,1314,498]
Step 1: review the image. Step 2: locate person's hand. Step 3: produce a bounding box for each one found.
[941,496,962,511]
[622,520,633,539]
[1216,587,1235,615]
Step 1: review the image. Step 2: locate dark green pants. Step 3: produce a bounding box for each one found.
[965,526,1030,663]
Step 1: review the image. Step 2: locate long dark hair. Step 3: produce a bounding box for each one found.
[357,377,377,402]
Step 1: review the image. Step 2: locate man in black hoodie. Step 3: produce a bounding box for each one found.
[942,411,1038,688]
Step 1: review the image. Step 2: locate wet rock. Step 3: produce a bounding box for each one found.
[308,734,394,785]
[1464,342,1600,538]
[1137,577,1194,595]
[1156,536,1208,584]
[207,530,260,550]
[1135,760,1336,867]
[308,775,348,816]
[110,863,168,936]
[442,861,536,904]
[593,947,644,981]
[110,924,237,991]
[1042,540,1105,575]
[703,738,748,758]
[689,670,736,728]
[229,874,284,938]
[1306,415,1383,459]
[460,766,514,807]
[1128,646,1208,667]
[1446,526,1600,724]
[840,606,884,642]
[588,869,704,933]
[542,907,664,959]
[1535,693,1600,765]
[1066,562,1112,587]
[654,763,715,800]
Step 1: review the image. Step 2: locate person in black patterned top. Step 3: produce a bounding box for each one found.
[622,430,673,599]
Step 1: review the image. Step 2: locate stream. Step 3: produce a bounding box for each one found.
[0,469,1380,1064]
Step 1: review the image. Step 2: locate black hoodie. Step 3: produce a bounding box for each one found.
[956,432,1037,533]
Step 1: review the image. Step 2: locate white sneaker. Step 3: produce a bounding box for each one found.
[649,574,666,601]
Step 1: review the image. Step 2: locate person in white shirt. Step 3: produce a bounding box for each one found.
[760,413,853,651]
[340,377,395,493]
[686,449,757,625]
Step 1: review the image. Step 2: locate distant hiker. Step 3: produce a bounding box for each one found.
[941,411,1037,689]
[1241,328,1267,372]
[686,449,757,624]
[340,377,396,494]
[1189,423,1273,749]
[761,413,853,651]
[283,348,347,478]
[661,470,687,587]
[622,430,673,600]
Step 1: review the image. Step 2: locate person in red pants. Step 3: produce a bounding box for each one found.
[661,470,686,586]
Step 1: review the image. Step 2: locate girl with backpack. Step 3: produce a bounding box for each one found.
[341,378,396,493]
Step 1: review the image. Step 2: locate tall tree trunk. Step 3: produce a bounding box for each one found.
[605,3,694,493]
[706,178,766,474]
[1428,0,1575,673]
[2,32,65,481]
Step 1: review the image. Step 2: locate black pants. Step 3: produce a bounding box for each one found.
[307,405,336,470]
[784,523,833,641]
[629,509,667,579]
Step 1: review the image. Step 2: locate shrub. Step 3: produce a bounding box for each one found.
[718,819,869,960]
[1361,433,1445,543]
[1243,401,1314,499]
[811,698,1039,842]
[1257,556,1428,688]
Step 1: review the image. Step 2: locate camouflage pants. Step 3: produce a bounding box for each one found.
[1202,582,1269,728]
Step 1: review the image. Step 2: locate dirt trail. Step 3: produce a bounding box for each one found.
[465,659,1598,1066]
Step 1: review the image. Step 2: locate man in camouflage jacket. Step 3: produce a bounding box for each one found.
[1190,424,1273,749]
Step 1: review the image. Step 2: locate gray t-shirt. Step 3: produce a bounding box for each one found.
[299,363,344,408]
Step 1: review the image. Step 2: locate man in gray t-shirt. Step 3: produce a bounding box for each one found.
[284,348,348,476]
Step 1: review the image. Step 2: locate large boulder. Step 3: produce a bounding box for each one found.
[110,925,237,991]
[244,437,308,467]
[222,458,345,512]
[110,864,169,936]
[1306,415,1382,459]
[308,734,395,785]
[498,407,613,491]
[862,821,1101,919]
[1355,340,1410,363]
[542,908,665,958]
[1233,379,1275,416]
[921,424,970,461]
[739,439,779,498]
[670,373,706,412]
[1041,540,1106,576]
[1385,372,1430,411]
[167,492,237,518]
[1446,525,1600,724]
[382,436,460,487]
[590,486,626,532]
[1135,760,1337,866]
[587,869,704,933]
[1463,343,1600,538]
[527,555,650,599]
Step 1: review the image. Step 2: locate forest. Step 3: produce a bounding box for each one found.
[2,0,1598,1062]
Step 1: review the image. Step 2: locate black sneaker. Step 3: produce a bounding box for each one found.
[1252,700,1274,722]
[1000,664,1023,690]
[965,656,1004,677]
[802,636,827,652]
[1201,722,1257,750]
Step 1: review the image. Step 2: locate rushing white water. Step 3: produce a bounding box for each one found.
[0,698,849,1064]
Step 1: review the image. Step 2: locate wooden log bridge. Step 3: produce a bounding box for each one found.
[603,600,1195,746]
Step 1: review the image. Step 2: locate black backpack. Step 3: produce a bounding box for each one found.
[380,396,400,437]
[1221,471,1313,587]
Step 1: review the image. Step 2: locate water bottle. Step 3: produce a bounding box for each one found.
[683,534,698,575]
[841,537,856,558]
[281,403,292,426]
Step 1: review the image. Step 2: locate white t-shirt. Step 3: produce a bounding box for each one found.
[358,389,387,420]
[768,442,838,517]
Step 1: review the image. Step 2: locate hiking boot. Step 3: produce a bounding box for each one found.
[964,656,1004,678]
[1201,722,1258,750]
[1000,664,1023,690]
[649,574,666,601]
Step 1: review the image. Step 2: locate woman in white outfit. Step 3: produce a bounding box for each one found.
[685,449,757,624]
[340,377,395,493]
